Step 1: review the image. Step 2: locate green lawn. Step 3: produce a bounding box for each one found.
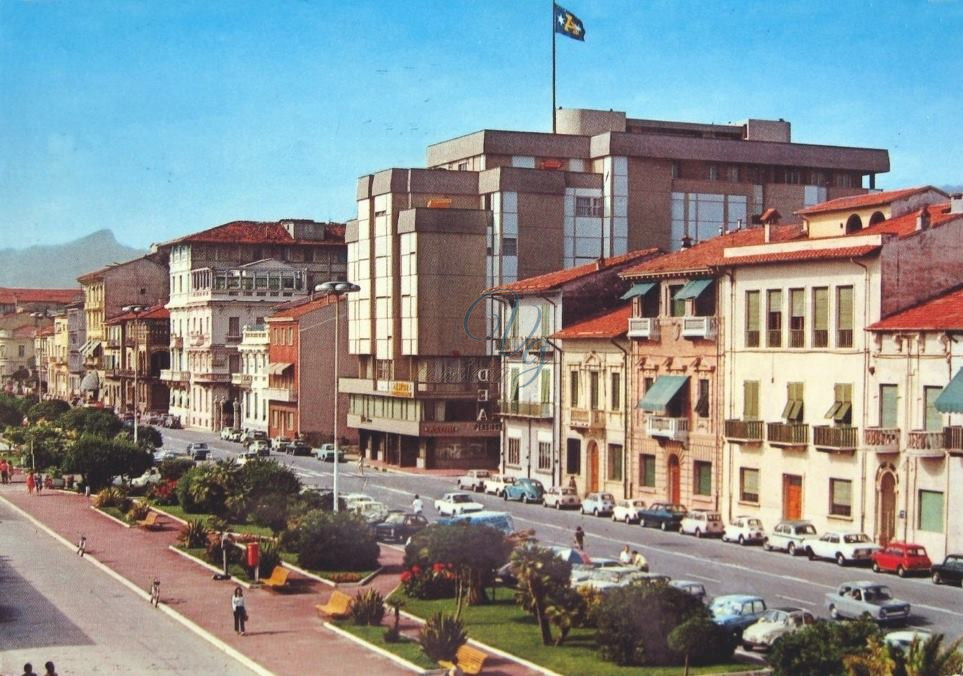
[178,546,253,581]
[96,505,130,523]
[394,591,748,676]
[150,503,273,537]
[333,622,436,670]
[278,551,375,583]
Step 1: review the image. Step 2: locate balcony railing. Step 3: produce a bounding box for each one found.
[498,336,551,356]
[232,373,254,388]
[767,422,809,448]
[194,372,232,384]
[813,425,859,452]
[681,316,717,340]
[724,419,764,443]
[226,333,242,344]
[946,426,963,455]
[499,400,553,418]
[171,336,183,349]
[907,430,946,458]
[160,369,189,383]
[189,331,209,347]
[627,317,660,340]
[570,408,606,429]
[266,386,297,403]
[864,427,900,453]
[646,416,689,442]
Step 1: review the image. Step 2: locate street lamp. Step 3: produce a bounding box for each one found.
[314,281,360,512]
[122,305,147,445]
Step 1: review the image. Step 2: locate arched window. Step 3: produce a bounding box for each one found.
[845,214,863,234]
[868,211,886,227]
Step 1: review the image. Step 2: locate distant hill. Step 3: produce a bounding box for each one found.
[0,229,145,287]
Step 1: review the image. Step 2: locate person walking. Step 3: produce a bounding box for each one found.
[0,458,9,484]
[357,453,365,476]
[232,587,247,635]
[26,472,35,495]
[35,473,44,495]
[574,525,585,551]
[411,494,424,515]
[149,577,161,607]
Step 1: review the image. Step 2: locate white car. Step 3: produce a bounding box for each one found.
[434,492,485,516]
[154,449,188,462]
[884,630,933,652]
[353,500,390,524]
[804,531,880,566]
[131,467,163,488]
[235,451,260,466]
[765,520,817,555]
[572,566,652,592]
[343,493,375,510]
[722,515,766,545]
[742,607,816,651]
[612,499,647,524]
[483,474,515,497]
[543,486,581,510]
[679,510,725,538]
[456,469,492,492]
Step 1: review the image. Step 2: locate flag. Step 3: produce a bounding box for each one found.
[554,3,585,41]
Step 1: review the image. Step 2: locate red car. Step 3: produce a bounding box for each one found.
[871,542,932,577]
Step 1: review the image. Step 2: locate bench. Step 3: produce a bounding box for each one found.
[315,590,353,619]
[261,565,291,590]
[438,644,488,675]
[137,511,162,530]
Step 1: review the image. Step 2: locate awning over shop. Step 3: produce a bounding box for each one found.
[79,371,100,392]
[935,368,963,413]
[620,282,656,300]
[674,278,713,301]
[638,375,689,414]
[268,362,293,376]
[79,340,101,357]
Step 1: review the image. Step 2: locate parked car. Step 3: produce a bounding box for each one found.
[710,595,768,637]
[884,630,933,652]
[931,553,963,586]
[114,467,162,488]
[352,500,390,524]
[504,478,545,503]
[741,607,816,651]
[805,531,879,566]
[611,499,647,524]
[722,515,766,546]
[342,493,375,511]
[315,445,346,462]
[764,520,817,555]
[483,474,516,497]
[186,442,209,457]
[220,428,235,441]
[825,581,911,624]
[581,492,616,517]
[456,469,492,492]
[542,486,581,510]
[374,511,430,543]
[249,440,271,457]
[871,542,932,577]
[270,436,291,451]
[235,451,260,466]
[438,510,516,535]
[572,566,652,592]
[679,510,725,538]
[154,449,188,462]
[434,492,485,516]
[226,428,244,442]
[242,430,268,446]
[191,449,211,462]
[669,580,708,602]
[286,442,312,456]
[639,503,687,531]
[162,414,181,429]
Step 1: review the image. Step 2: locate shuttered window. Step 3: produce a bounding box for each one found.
[670,285,686,317]
[880,384,898,428]
[919,490,944,533]
[825,383,853,425]
[640,454,656,488]
[745,290,760,347]
[789,289,805,348]
[782,382,804,421]
[590,371,600,410]
[743,380,760,420]
[540,368,551,404]
[570,371,579,407]
[694,461,712,496]
[696,378,710,418]
[767,290,783,347]
[836,286,854,348]
[924,386,943,431]
[740,467,759,503]
[607,444,623,481]
[830,479,852,517]
[509,367,520,403]
[540,305,551,337]
[610,372,621,411]
[813,287,829,347]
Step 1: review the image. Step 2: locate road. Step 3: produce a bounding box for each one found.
[0,499,254,675]
[161,427,963,640]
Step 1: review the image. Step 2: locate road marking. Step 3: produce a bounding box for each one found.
[912,603,963,618]
[687,573,721,583]
[778,595,816,606]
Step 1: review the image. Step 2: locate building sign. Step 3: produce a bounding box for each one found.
[420,421,502,437]
[390,381,414,398]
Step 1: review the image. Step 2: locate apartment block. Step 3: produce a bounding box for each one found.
[234,323,269,433]
[0,287,81,316]
[103,305,171,416]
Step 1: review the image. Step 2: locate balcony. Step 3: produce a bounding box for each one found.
[646,415,689,442]
[813,426,858,453]
[907,430,946,459]
[570,408,606,430]
[946,426,963,456]
[627,317,660,340]
[160,369,189,383]
[266,386,297,403]
[724,419,764,444]
[232,373,253,388]
[864,427,901,454]
[499,400,553,418]
[767,422,809,448]
[194,371,232,384]
[171,336,183,349]
[681,316,717,340]
[189,331,209,348]
[499,336,551,356]
[226,333,242,344]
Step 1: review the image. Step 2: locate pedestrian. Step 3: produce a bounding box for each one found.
[44,661,58,676]
[0,458,9,484]
[22,663,34,676]
[232,586,247,635]
[567,475,577,491]
[76,534,87,557]
[619,545,632,565]
[411,494,423,515]
[150,577,161,607]
[357,453,365,476]
[26,472,35,495]
[36,473,44,495]
[574,525,585,551]
[631,550,649,572]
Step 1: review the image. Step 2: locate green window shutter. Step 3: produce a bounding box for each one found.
[837,286,854,330]
[744,381,759,420]
[540,368,551,404]
[590,371,600,410]
[924,386,943,431]
[813,288,829,330]
[790,289,805,317]
[611,372,621,410]
[746,291,760,330]
[510,367,520,402]
[919,490,945,532]
[570,371,579,407]
[695,462,712,496]
[540,305,550,337]
[880,384,898,428]
[641,454,656,487]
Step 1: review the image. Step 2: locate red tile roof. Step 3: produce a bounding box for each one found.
[160,220,345,247]
[38,326,55,337]
[12,325,38,338]
[268,294,343,320]
[0,287,82,305]
[868,286,963,331]
[552,304,632,340]
[490,248,662,294]
[721,244,880,267]
[795,186,947,216]
[105,304,170,324]
[859,203,961,239]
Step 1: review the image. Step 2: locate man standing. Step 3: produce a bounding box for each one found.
[574,526,585,551]
[411,494,424,515]
[0,458,9,484]
[619,545,632,564]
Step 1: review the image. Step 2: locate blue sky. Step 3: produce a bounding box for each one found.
[1,0,961,249]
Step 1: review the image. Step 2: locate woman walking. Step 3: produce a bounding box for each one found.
[26,472,35,495]
[232,587,247,635]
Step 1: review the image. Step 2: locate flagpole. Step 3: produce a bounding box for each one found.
[551,2,556,133]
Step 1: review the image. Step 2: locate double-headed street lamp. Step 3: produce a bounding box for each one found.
[122,305,147,445]
[313,281,360,513]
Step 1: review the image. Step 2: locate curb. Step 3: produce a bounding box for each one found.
[149,504,188,525]
[278,559,335,587]
[0,493,271,676]
[89,504,133,529]
[167,545,254,589]
[323,622,423,674]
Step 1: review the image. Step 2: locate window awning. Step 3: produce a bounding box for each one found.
[638,375,689,414]
[935,368,963,413]
[79,340,101,357]
[80,371,100,392]
[620,282,656,300]
[674,278,713,301]
[268,362,293,375]
[825,401,852,422]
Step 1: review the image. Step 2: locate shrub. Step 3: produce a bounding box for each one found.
[668,616,735,667]
[148,479,179,505]
[768,616,880,676]
[178,518,209,549]
[64,433,152,490]
[57,407,123,438]
[93,486,131,511]
[419,612,467,662]
[350,588,386,626]
[256,539,281,579]
[249,493,291,534]
[157,458,193,481]
[27,399,70,423]
[325,572,365,583]
[401,562,457,600]
[293,510,379,572]
[175,463,241,516]
[511,545,575,646]
[126,501,151,522]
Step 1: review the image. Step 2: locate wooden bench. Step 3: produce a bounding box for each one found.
[438,644,488,675]
[260,565,291,590]
[136,511,161,530]
[315,590,353,619]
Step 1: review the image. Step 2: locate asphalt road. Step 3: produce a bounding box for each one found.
[161,427,963,640]
[0,499,254,675]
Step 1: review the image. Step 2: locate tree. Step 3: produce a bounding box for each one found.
[4,421,68,470]
[64,434,153,489]
[26,399,70,423]
[176,462,242,516]
[669,616,736,674]
[768,616,880,676]
[844,636,896,676]
[511,546,574,646]
[899,634,963,676]
[0,396,23,427]
[294,509,379,571]
[58,407,122,439]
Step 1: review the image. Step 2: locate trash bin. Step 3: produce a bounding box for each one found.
[246,541,260,568]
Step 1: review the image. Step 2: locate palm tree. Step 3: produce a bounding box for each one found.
[511,546,572,646]
[902,634,963,676]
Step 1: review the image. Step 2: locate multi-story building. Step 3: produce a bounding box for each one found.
[0,287,81,316]
[66,302,86,400]
[554,304,632,497]
[266,296,357,445]
[103,305,171,415]
[0,313,49,392]
[862,284,963,560]
[235,323,269,434]
[158,220,346,430]
[491,249,660,485]
[719,188,962,540]
[49,312,72,400]
[34,325,54,396]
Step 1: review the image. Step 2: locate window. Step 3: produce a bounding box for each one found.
[726,166,740,183]
[18,345,25,358]
[502,238,518,256]
[228,354,240,374]
[825,384,853,425]
[643,376,654,396]
[538,441,552,471]
[743,381,760,420]
[566,438,581,475]
[812,287,829,347]
[507,438,521,466]
[767,290,783,347]
[670,285,686,317]
[509,367,520,403]
[919,490,944,532]
[457,161,468,171]
[879,384,898,428]
[640,454,656,488]
[570,371,579,407]
[670,162,680,179]
[829,479,852,517]
[610,372,621,410]
[607,444,623,481]
[745,291,760,347]
[539,369,551,404]
[789,289,805,347]
[695,378,710,418]
[782,382,804,422]
[589,371,600,410]
[575,196,602,217]
[740,468,759,503]
[694,461,712,496]
[707,165,719,181]
[836,286,854,348]
[924,386,943,431]
[228,316,240,338]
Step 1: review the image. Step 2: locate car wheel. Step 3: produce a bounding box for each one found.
[807,548,816,560]
[503,492,508,501]
[872,562,881,573]
[660,521,668,531]
[829,604,840,620]
[738,535,745,546]
[522,495,529,504]
[788,543,797,556]
[625,515,631,524]
[836,553,847,567]
[742,642,753,652]
[695,529,702,539]
[933,571,943,584]
[897,565,906,578]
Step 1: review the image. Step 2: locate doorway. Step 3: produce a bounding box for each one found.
[587,441,599,493]
[668,454,681,504]
[782,474,803,520]
[878,471,897,547]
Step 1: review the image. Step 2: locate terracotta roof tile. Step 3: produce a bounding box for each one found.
[721,244,880,267]
[796,186,947,216]
[12,325,38,338]
[552,304,632,340]
[267,294,343,320]
[105,304,170,325]
[868,286,963,331]
[860,203,961,239]
[0,287,82,305]
[159,220,345,247]
[491,248,662,294]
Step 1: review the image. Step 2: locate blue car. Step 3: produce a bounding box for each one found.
[710,594,768,637]
[504,478,545,504]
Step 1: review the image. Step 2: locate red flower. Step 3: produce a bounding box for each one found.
[432,563,445,573]
[411,565,422,575]
[400,571,411,583]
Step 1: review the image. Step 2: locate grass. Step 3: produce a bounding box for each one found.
[394,591,748,676]
[96,505,131,523]
[177,545,253,581]
[333,622,436,670]
[150,503,273,537]
[278,550,375,583]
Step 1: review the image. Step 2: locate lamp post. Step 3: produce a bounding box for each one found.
[122,305,146,445]
[314,281,360,512]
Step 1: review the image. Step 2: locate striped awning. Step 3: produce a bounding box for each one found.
[675,278,713,300]
[268,362,293,376]
[621,282,656,300]
[935,368,963,413]
[638,375,689,414]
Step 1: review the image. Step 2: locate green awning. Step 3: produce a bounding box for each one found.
[675,278,713,300]
[621,282,656,300]
[935,368,963,413]
[638,375,689,414]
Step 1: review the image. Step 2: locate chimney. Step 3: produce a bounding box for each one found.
[764,222,771,243]
[681,235,693,249]
[916,208,931,231]
[951,193,963,214]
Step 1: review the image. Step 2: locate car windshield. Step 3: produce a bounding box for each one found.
[706,513,721,521]
[475,471,490,477]
[600,494,614,501]
[669,504,686,513]
[710,600,743,617]
[798,525,817,535]
[864,587,893,602]
[561,488,577,496]
[630,500,645,507]
[383,513,406,525]
[760,610,787,623]
[747,518,763,527]
[844,534,871,544]
[451,494,473,503]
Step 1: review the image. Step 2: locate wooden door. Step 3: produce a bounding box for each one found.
[878,472,897,547]
[783,474,803,520]
[668,454,681,504]
[588,442,599,493]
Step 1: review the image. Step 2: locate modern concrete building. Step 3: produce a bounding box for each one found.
[235,323,270,434]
